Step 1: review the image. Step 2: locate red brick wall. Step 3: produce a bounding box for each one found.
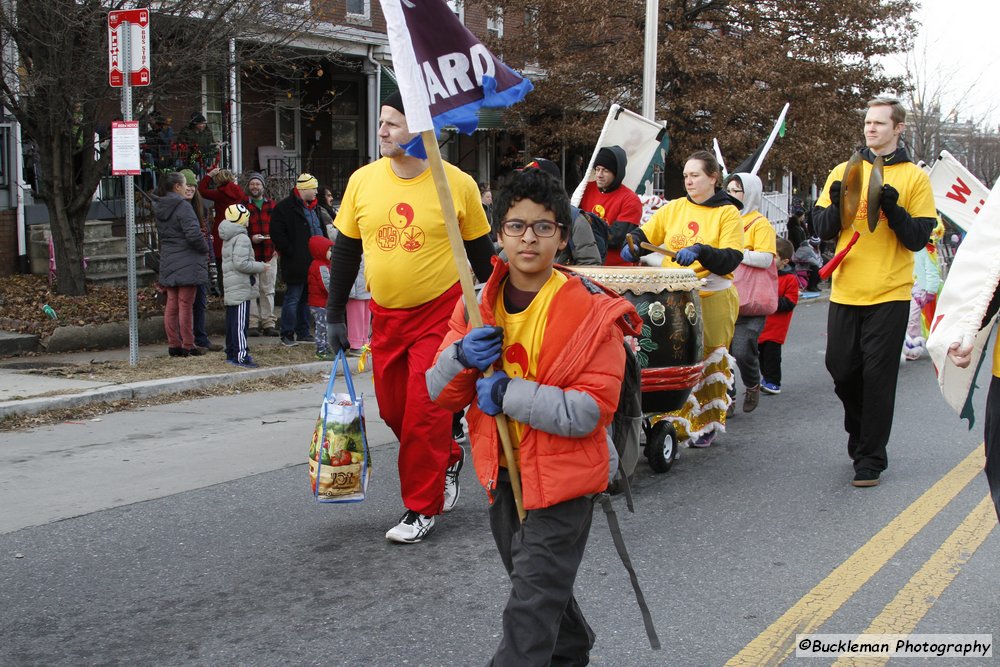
[0,209,17,277]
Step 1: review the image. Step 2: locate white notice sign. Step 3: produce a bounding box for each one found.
[111,120,141,175]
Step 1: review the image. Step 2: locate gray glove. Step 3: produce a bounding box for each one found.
[326,322,350,352]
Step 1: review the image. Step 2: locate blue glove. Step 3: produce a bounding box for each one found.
[675,244,701,266]
[457,326,504,371]
[619,243,637,263]
[476,371,511,416]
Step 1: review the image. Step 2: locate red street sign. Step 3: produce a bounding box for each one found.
[108,10,150,87]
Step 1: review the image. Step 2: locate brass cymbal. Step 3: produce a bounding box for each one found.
[867,156,885,232]
[840,151,863,230]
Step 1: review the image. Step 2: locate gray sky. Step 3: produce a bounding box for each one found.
[882,0,1000,129]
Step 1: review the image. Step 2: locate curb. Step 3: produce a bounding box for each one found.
[0,360,333,420]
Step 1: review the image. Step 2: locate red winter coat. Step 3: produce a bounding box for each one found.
[307,235,333,308]
[199,175,247,259]
[759,270,799,344]
[428,260,642,509]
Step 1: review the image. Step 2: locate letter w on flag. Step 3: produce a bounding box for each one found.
[379,0,533,157]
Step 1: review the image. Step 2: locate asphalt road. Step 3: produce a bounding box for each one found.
[1,296,997,666]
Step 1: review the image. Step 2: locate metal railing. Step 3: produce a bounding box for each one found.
[263,155,367,201]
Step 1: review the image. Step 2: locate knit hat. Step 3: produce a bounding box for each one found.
[190,111,207,124]
[179,169,197,186]
[224,203,251,226]
[594,147,617,176]
[523,157,562,182]
[296,173,318,191]
[808,236,821,246]
[246,171,266,187]
[382,91,406,115]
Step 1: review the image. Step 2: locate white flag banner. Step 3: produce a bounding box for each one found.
[570,105,669,205]
[928,150,990,232]
[927,176,1000,422]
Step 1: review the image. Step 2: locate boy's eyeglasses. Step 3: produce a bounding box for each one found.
[501,219,563,238]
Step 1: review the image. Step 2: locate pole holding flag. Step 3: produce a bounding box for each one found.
[379,0,534,520]
[728,103,790,177]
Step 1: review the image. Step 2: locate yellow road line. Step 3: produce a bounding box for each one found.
[726,446,986,667]
[832,494,996,667]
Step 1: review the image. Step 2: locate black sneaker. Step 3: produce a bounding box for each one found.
[280,335,298,347]
[852,470,881,487]
[298,334,316,343]
[443,447,464,512]
[385,510,435,543]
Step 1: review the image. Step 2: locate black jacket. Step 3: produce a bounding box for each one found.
[270,194,322,284]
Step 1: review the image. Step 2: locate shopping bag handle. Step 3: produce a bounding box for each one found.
[323,348,357,402]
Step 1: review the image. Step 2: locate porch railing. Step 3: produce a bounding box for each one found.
[263,156,367,202]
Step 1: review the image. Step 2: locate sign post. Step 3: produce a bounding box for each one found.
[109,9,150,367]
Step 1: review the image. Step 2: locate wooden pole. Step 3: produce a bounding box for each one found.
[421,130,527,522]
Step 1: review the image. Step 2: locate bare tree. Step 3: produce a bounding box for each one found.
[0,0,318,295]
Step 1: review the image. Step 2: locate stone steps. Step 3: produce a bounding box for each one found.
[27,220,159,287]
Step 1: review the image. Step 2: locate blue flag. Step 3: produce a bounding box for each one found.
[379,0,534,158]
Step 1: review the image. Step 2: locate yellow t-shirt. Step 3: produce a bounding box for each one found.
[741,212,777,255]
[494,270,568,449]
[335,158,491,309]
[816,159,936,305]
[639,197,743,279]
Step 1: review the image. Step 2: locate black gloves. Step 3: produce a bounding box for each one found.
[326,323,350,352]
[828,180,842,211]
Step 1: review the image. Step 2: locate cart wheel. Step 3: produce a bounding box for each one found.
[646,420,676,474]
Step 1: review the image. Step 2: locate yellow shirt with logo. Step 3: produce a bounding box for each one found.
[494,270,568,453]
[335,158,491,309]
[639,197,743,279]
[816,159,936,305]
[741,212,777,255]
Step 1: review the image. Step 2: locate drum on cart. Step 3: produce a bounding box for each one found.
[572,266,704,475]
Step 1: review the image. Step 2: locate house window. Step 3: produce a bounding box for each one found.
[487,9,503,39]
[202,74,225,151]
[346,0,369,21]
[446,0,463,23]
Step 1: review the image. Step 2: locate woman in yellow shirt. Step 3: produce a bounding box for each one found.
[621,150,744,446]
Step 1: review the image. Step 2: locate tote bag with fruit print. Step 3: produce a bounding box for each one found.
[308,349,371,503]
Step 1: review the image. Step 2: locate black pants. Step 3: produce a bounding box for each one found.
[981,376,1000,522]
[488,480,595,667]
[759,340,782,385]
[825,301,909,473]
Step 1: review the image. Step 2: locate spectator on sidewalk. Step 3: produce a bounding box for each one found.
[246,172,279,337]
[793,237,823,293]
[153,172,209,358]
[219,204,268,368]
[307,235,335,361]
[272,172,325,347]
[346,254,371,355]
[317,185,338,241]
[179,168,222,352]
[759,237,799,395]
[199,167,247,294]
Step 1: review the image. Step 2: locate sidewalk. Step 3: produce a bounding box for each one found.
[0,334,370,420]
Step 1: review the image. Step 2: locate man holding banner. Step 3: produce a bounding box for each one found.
[812,97,936,488]
[326,92,495,543]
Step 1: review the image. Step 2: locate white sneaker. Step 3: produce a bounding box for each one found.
[385,510,435,544]
[443,446,465,512]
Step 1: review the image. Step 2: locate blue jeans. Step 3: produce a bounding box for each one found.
[280,282,311,339]
[193,284,209,348]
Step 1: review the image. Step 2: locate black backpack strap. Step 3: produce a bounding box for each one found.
[597,493,661,650]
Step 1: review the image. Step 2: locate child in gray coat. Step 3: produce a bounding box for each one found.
[219,204,268,367]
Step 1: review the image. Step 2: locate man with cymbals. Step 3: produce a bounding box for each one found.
[812,96,936,488]
[325,91,495,543]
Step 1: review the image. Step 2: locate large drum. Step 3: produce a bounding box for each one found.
[571,266,704,413]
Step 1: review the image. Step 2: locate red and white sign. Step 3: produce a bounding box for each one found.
[928,150,990,232]
[111,121,141,175]
[108,9,150,87]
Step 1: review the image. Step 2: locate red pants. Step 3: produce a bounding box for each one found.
[164,285,197,348]
[370,283,463,516]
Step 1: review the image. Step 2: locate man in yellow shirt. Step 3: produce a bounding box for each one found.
[813,97,936,487]
[326,92,495,543]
